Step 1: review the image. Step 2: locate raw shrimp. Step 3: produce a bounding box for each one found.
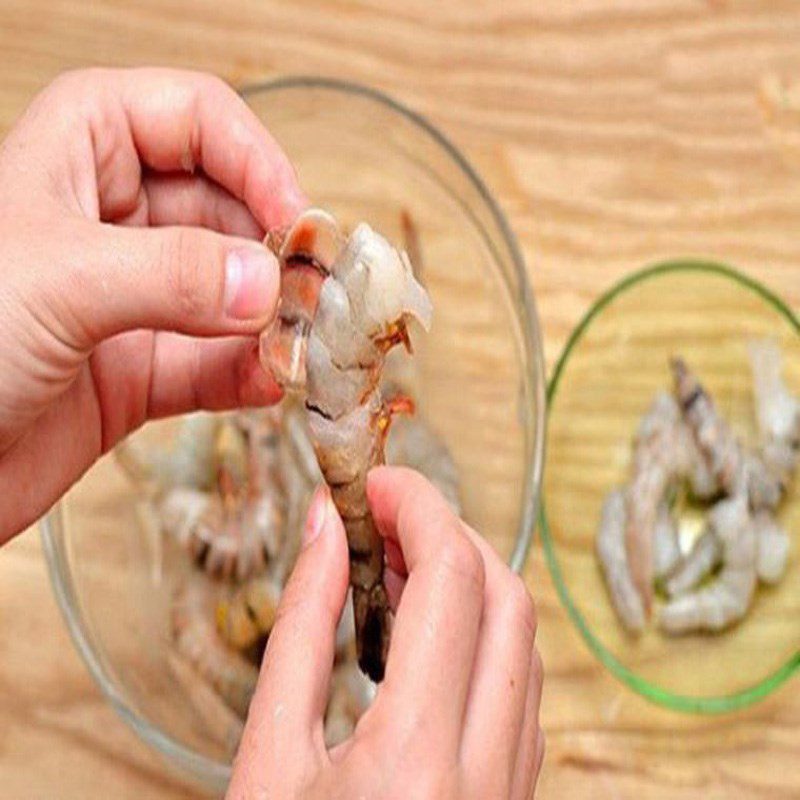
[166,650,244,756]
[158,415,285,582]
[385,413,461,513]
[652,501,681,582]
[596,489,645,633]
[116,413,218,491]
[261,209,431,682]
[624,393,686,612]
[660,493,757,634]
[215,574,282,650]
[171,579,258,717]
[749,340,800,504]
[214,406,321,652]
[672,357,782,510]
[753,510,790,584]
[664,528,722,597]
[216,409,459,655]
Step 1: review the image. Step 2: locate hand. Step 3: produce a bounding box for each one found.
[0,68,305,543]
[228,467,544,800]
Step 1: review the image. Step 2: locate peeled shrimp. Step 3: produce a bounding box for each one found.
[660,493,757,634]
[596,489,646,633]
[664,528,722,597]
[652,501,681,581]
[171,580,258,717]
[748,340,800,506]
[672,357,782,510]
[753,510,790,584]
[624,393,687,612]
[261,209,431,682]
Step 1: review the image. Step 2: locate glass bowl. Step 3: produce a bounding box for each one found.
[41,77,546,792]
[541,259,800,714]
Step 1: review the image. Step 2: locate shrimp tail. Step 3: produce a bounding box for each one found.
[352,583,391,681]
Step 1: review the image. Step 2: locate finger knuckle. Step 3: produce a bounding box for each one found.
[201,72,233,99]
[47,68,107,99]
[438,534,485,594]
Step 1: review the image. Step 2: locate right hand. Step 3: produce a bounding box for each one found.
[227,466,544,799]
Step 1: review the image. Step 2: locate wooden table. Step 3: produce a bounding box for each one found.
[2,1,800,797]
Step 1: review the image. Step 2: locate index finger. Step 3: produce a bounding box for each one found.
[119,68,306,229]
[365,466,485,755]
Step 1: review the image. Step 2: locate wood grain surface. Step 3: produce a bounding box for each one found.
[2,1,800,797]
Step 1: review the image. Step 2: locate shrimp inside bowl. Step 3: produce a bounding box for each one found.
[542,260,800,714]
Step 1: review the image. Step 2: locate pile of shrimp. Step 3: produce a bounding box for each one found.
[117,211,460,755]
[597,341,796,635]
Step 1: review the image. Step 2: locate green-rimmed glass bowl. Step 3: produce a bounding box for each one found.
[540,259,800,713]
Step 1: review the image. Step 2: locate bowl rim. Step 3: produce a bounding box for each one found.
[539,257,800,714]
[40,74,546,785]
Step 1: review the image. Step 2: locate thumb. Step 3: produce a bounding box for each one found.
[47,221,281,348]
[240,485,349,758]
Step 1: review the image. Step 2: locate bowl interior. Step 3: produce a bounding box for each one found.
[541,261,800,712]
[42,78,544,787]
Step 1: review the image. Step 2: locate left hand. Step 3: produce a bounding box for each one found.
[0,67,306,544]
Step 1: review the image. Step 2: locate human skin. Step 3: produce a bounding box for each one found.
[228,467,544,800]
[0,67,303,545]
[0,69,543,798]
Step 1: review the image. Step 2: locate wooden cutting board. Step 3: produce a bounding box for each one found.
[1,1,799,796]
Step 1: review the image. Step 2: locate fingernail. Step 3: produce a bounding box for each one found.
[303,485,331,546]
[224,246,277,320]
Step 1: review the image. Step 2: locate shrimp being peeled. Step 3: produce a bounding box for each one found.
[260,208,432,682]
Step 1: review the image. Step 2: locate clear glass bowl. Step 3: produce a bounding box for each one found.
[541,259,800,714]
[41,77,545,792]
